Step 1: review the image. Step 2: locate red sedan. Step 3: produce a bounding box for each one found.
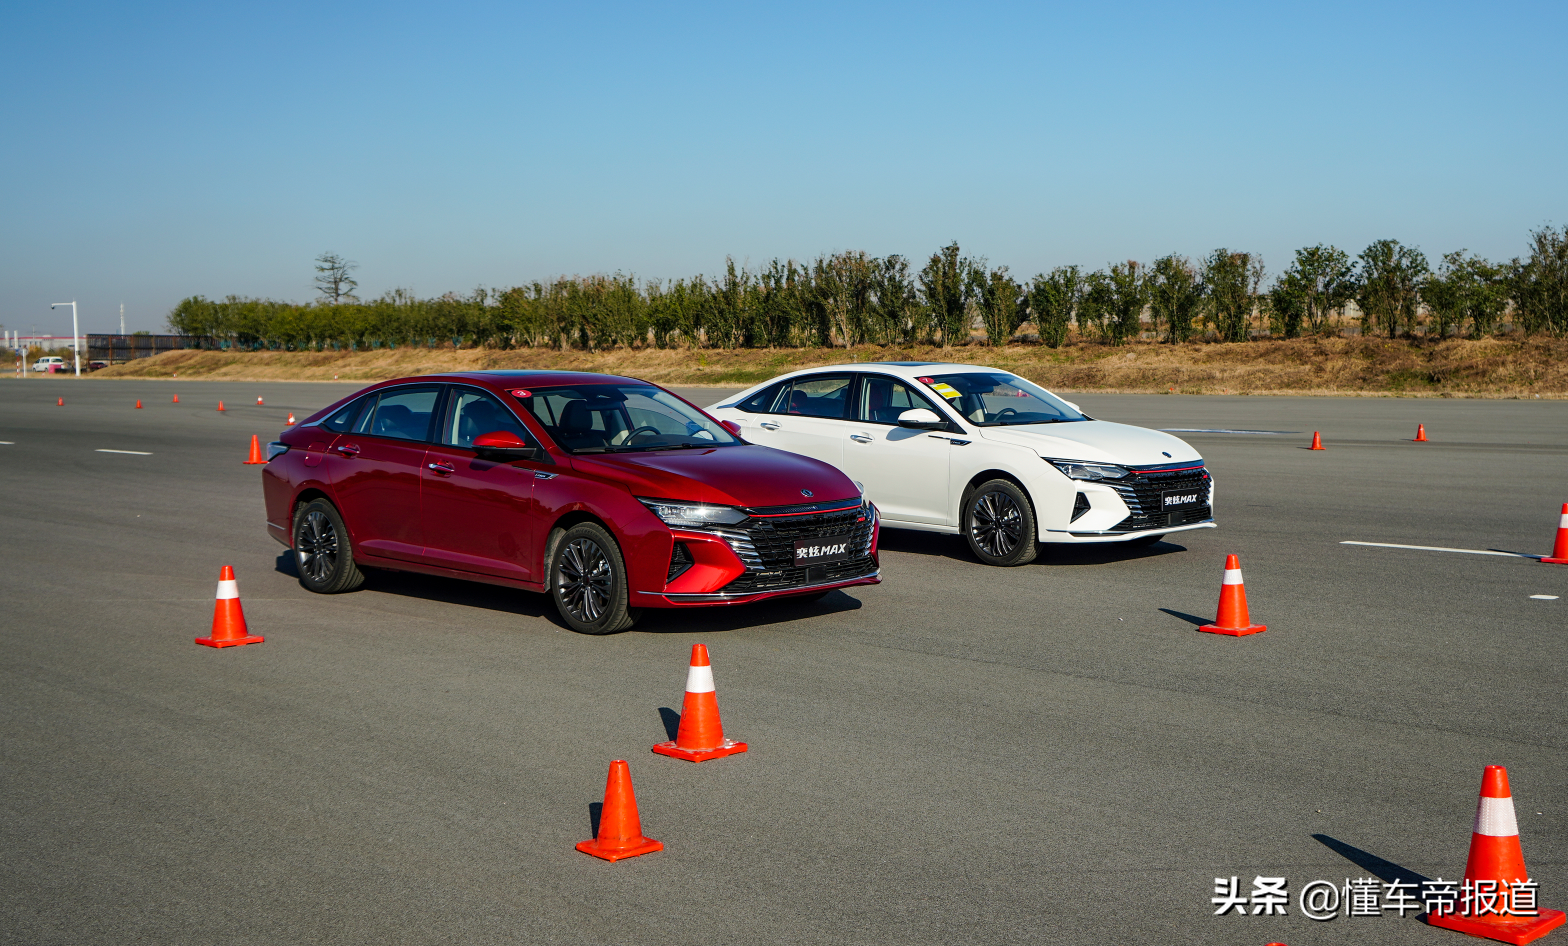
[261,371,880,633]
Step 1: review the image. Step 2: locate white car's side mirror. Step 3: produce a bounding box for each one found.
[1062,400,1081,412]
[897,408,945,430]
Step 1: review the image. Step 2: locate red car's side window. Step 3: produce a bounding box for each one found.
[440,388,531,449]
[354,387,440,441]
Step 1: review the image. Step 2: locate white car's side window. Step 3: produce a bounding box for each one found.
[757,375,853,419]
[855,376,944,425]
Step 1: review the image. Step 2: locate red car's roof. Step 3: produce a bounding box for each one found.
[433,370,646,388]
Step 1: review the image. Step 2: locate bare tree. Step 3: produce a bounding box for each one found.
[314,252,360,304]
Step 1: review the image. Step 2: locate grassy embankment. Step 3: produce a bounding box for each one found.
[89,336,1568,398]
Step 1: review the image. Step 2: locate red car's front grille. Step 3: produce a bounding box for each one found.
[713,503,876,593]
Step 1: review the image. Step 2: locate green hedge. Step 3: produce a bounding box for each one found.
[167,230,1568,351]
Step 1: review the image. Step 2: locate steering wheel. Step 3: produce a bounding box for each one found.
[996,407,1019,420]
[625,425,665,443]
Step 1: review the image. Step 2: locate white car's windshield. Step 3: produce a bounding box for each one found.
[917,372,1086,427]
[515,383,740,454]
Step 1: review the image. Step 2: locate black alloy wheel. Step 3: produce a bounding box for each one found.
[964,479,1038,566]
[292,499,366,593]
[549,522,639,634]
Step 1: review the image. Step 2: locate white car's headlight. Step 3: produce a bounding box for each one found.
[638,499,749,528]
[1046,459,1131,481]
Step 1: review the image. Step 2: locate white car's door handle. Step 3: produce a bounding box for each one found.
[760,422,781,430]
[849,433,872,443]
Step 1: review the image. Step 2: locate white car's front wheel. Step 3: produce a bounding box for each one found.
[963,479,1038,567]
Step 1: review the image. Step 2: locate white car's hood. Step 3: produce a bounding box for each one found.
[977,420,1202,466]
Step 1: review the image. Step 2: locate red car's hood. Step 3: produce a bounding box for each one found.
[569,445,859,508]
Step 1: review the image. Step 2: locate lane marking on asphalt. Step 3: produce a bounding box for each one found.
[1531,595,1560,600]
[1160,428,1297,435]
[0,441,13,444]
[1341,540,1543,560]
[95,449,153,455]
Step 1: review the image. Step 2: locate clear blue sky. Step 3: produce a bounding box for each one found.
[2,0,1563,335]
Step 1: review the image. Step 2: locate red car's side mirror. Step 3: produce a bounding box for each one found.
[472,430,542,462]
[473,430,527,449]
[720,420,742,436]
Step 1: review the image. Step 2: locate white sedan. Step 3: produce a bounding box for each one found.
[709,362,1214,566]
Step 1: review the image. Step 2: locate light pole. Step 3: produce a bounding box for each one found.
[51,301,80,376]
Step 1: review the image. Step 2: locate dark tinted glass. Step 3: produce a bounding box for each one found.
[779,375,852,419]
[441,387,530,448]
[354,386,441,441]
[739,381,786,413]
[321,397,367,433]
[856,375,943,425]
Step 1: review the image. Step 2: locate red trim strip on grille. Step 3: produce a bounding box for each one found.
[745,503,862,518]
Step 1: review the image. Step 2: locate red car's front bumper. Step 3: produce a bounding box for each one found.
[635,505,881,606]
[634,567,880,607]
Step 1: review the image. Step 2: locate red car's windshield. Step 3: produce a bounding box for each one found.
[514,384,741,454]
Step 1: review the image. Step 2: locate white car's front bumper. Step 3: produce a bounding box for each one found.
[1037,472,1217,544]
[1042,519,1217,544]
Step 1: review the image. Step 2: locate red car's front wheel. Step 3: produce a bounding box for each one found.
[549,522,640,634]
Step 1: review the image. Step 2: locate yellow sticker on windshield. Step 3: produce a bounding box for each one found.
[930,382,961,399]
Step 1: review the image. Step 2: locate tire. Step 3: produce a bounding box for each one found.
[549,522,640,635]
[292,498,367,593]
[963,479,1038,566]
[1124,533,1164,548]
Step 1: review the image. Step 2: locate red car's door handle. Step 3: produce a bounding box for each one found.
[427,461,455,476]
[334,443,361,457]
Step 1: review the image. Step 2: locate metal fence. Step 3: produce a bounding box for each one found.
[86,334,215,363]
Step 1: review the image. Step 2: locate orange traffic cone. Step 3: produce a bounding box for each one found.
[1425,765,1565,943]
[1309,431,1325,450]
[56,397,63,406]
[243,435,267,464]
[256,397,264,406]
[135,399,142,409]
[172,394,179,403]
[217,401,225,412]
[1542,503,1568,565]
[1198,555,1266,636]
[653,643,748,761]
[1415,423,1429,442]
[576,760,662,861]
[286,412,296,426]
[195,566,264,648]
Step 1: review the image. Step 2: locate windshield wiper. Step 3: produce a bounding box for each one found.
[997,417,1080,426]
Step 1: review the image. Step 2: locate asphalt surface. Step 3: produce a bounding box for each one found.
[2,376,1565,946]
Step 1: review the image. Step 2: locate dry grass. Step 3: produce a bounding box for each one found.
[90,336,1568,397]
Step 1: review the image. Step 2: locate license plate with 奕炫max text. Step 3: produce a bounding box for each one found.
[794,537,851,566]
